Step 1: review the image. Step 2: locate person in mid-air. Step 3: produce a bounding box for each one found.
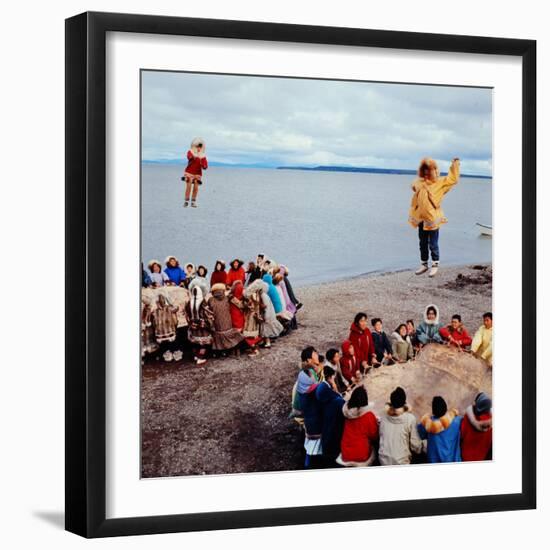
[183,137,208,208]
[408,157,460,277]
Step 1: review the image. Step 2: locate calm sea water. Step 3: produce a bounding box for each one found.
[141,164,492,287]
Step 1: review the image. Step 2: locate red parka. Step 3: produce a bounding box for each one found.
[348,322,375,366]
[340,340,358,382]
[227,266,246,287]
[439,325,472,348]
[460,407,492,461]
[341,406,379,463]
[185,150,208,176]
[229,281,245,331]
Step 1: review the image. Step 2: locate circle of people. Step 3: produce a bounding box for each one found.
[141,254,302,365]
[292,307,493,469]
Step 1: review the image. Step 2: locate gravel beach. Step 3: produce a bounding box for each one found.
[141,263,492,478]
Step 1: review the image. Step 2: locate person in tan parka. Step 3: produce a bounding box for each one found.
[408,157,460,277]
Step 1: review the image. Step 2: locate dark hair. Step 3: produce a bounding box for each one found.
[326,348,339,363]
[483,312,493,320]
[371,317,382,327]
[406,319,415,326]
[197,265,208,276]
[301,346,317,363]
[348,386,369,409]
[432,396,448,418]
[215,261,224,271]
[452,314,462,322]
[396,323,407,334]
[353,312,367,326]
[318,354,325,364]
[323,366,336,380]
[426,306,437,316]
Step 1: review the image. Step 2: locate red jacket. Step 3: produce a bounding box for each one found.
[348,323,375,366]
[185,150,208,176]
[341,408,379,462]
[229,282,245,330]
[439,325,472,348]
[227,267,246,287]
[460,409,492,461]
[210,270,227,287]
[340,340,358,382]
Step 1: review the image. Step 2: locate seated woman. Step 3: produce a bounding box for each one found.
[471,312,493,366]
[406,319,420,354]
[416,304,444,346]
[371,318,396,366]
[338,386,379,466]
[316,366,346,467]
[391,324,414,363]
[340,340,359,385]
[439,314,472,349]
[278,264,303,310]
[325,348,350,393]
[273,272,296,328]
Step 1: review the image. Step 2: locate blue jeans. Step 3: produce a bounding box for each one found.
[418,222,440,263]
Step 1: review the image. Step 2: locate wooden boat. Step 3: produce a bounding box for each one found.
[476,222,492,237]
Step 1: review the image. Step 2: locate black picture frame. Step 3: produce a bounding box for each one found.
[65,11,536,538]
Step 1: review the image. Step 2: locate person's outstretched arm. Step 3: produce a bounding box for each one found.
[442,158,460,192]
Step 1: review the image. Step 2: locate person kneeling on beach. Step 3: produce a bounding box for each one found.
[337,386,379,467]
[391,324,414,363]
[408,157,460,277]
[471,312,493,366]
[349,313,376,374]
[439,314,472,350]
[378,387,423,466]
[416,304,444,347]
[371,318,396,366]
[418,396,463,463]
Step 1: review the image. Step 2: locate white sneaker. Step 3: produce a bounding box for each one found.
[173,350,183,361]
[415,263,429,275]
[429,263,439,277]
[162,350,174,362]
[196,358,207,366]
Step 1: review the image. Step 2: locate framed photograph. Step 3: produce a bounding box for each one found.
[65,11,536,538]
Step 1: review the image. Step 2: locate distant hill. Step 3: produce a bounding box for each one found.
[277,165,492,179]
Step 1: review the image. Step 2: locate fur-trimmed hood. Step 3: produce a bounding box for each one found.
[214,260,226,272]
[148,259,162,271]
[165,255,179,267]
[342,402,376,420]
[420,408,459,434]
[466,405,492,432]
[196,265,208,277]
[391,331,411,344]
[384,403,412,419]
[189,285,204,318]
[185,263,195,273]
[423,303,440,325]
[211,283,227,298]
[190,137,206,156]
[229,259,244,270]
[244,278,268,297]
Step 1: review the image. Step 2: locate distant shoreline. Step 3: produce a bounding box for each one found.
[142,160,492,179]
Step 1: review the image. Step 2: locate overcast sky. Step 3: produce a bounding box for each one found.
[142,71,492,176]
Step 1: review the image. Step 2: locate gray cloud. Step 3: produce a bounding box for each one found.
[142,71,492,175]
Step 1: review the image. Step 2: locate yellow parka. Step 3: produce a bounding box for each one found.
[471,325,492,366]
[408,160,460,231]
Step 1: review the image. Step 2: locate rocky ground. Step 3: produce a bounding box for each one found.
[141,263,492,478]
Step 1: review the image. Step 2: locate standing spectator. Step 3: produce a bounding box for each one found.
[418,396,463,463]
[339,386,379,466]
[460,392,493,461]
[227,258,246,287]
[210,260,227,287]
[378,387,423,465]
[148,259,169,287]
[164,255,187,286]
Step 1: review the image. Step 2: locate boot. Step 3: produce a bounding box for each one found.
[415,262,429,275]
[429,262,439,277]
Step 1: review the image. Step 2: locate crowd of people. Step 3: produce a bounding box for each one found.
[291,308,493,468]
[141,254,303,365]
